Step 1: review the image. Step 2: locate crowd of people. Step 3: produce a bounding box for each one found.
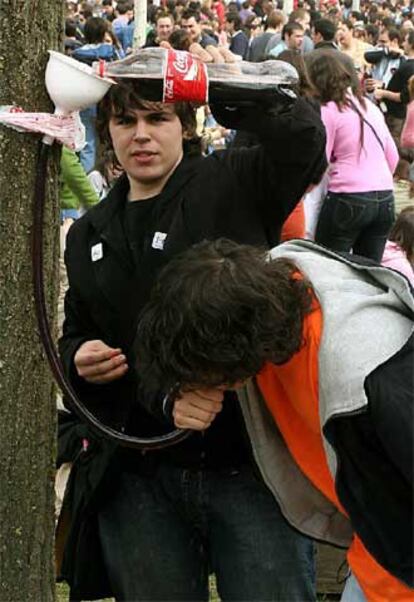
[56,0,413,600]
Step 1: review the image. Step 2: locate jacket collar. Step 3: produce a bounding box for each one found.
[89,154,201,235]
[85,154,201,333]
[87,153,201,277]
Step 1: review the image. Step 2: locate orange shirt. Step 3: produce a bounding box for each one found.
[280,200,305,242]
[257,300,414,601]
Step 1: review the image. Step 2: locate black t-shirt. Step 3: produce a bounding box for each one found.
[124,196,157,265]
[385,58,414,118]
[122,196,253,471]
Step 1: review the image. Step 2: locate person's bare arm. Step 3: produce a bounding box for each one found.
[217,46,238,63]
[374,88,401,103]
[204,44,226,63]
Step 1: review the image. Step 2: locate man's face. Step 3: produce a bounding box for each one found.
[311,27,322,44]
[402,19,414,34]
[319,0,327,15]
[286,29,304,50]
[181,16,201,42]
[225,19,234,35]
[109,105,184,198]
[156,17,173,41]
[298,14,310,32]
[336,23,352,45]
[378,30,390,48]
[403,33,412,54]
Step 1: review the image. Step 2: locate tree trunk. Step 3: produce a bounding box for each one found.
[134,0,147,48]
[283,0,294,18]
[0,1,63,600]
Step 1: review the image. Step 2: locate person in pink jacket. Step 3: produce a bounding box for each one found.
[306,51,399,261]
[382,206,414,284]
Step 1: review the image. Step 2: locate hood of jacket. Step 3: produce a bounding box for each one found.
[270,239,414,474]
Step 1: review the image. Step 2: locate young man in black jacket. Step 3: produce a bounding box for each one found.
[58,79,327,601]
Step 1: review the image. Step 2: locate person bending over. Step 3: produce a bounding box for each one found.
[137,238,413,602]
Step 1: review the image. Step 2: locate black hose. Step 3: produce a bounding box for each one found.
[32,141,190,450]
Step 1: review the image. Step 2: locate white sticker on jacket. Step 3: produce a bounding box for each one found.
[91,243,103,262]
[152,232,167,250]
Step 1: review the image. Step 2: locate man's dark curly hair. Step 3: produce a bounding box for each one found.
[96,80,202,163]
[136,239,314,390]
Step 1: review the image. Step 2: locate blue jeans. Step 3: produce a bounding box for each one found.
[79,105,97,174]
[60,208,79,222]
[315,191,395,262]
[98,462,316,601]
[341,573,366,602]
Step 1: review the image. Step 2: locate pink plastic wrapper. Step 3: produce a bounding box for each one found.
[0,106,85,151]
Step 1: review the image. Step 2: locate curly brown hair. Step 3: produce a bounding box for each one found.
[135,239,314,390]
[96,79,202,162]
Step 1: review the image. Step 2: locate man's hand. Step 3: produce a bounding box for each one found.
[364,78,382,93]
[373,87,385,101]
[173,388,224,430]
[74,340,128,384]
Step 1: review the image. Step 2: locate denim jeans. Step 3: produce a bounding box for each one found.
[98,462,316,601]
[315,190,395,262]
[60,208,80,222]
[79,105,97,174]
[340,573,367,602]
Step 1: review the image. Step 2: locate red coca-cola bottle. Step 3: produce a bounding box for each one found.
[94,47,298,104]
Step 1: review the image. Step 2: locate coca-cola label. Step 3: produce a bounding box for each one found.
[163,49,208,103]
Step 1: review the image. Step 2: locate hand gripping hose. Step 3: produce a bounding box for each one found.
[32,142,190,450]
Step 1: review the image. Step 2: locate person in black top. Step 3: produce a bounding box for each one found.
[311,17,337,49]
[309,18,357,77]
[58,77,326,601]
[374,30,414,145]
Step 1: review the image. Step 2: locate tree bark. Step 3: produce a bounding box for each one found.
[134,0,147,48]
[0,1,63,600]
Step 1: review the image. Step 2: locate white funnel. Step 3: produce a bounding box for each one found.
[45,50,115,114]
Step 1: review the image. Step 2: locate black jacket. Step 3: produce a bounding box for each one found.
[385,58,414,118]
[60,97,326,429]
[58,97,327,599]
